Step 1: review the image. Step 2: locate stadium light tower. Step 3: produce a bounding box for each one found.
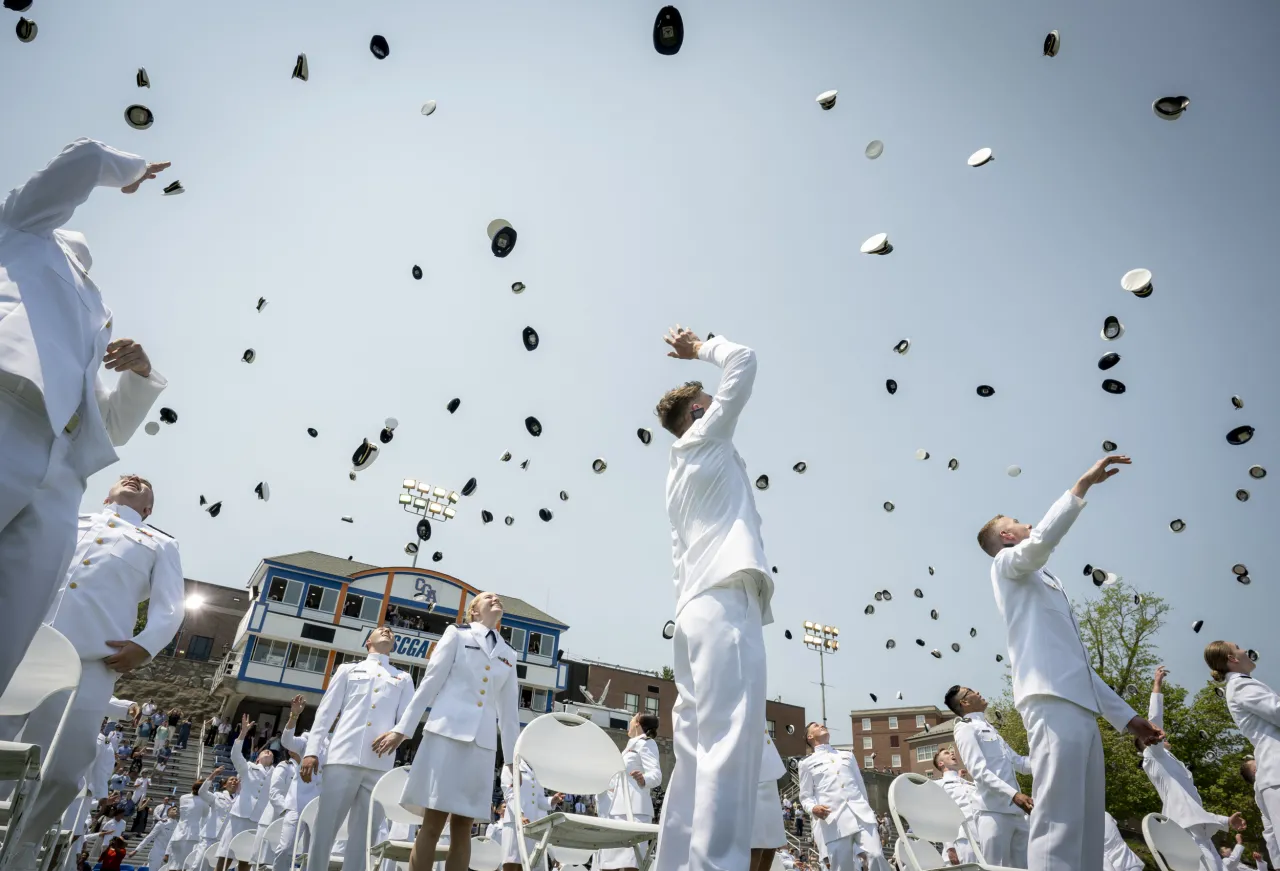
[803,621,840,725]
[397,479,460,567]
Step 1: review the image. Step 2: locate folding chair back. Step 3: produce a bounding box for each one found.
[256,816,287,866]
[1143,813,1205,871]
[897,835,949,871]
[202,843,220,869]
[512,714,624,797]
[292,796,321,871]
[886,773,966,844]
[370,767,420,826]
[469,836,502,871]
[228,829,259,863]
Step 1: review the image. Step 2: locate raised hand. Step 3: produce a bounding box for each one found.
[121,162,171,195]
[663,325,702,360]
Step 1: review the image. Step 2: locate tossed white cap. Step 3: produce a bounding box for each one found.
[860,232,892,255]
[865,140,884,159]
[1043,30,1061,57]
[1153,96,1190,120]
[1101,316,1124,341]
[967,147,994,167]
[1121,268,1153,297]
[144,421,160,436]
[421,100,437,116]
[1007,465,1022,477]
[816,89,838,110]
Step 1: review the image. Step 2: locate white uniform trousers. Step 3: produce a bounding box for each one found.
[0,659,115,865]
[1260,785,1280,864]
[1023,695,1107,871]
[1187,828,1224,871]
[825,829,888,871]
[183,839,214,871]
[307,764,382,871]
[273,809,301,871]
[972,811,1028,868]
[167,840,197,871]
[656,576,766,871]
[0,380,84,698]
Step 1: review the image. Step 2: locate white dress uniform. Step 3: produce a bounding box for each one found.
[598,733,663,868]
[0,138,168,697]
[1257,778,1280,863]
[936,770,977,864]
[91,731,120,799]
[395,622,520,820]
[217,737,273,859]
[279,728,326,871]
[0,503,183,864]
[660,336,772,871]
[186,779,232,871]
[750,729,786,851]
[501,761,556,869]
[1226,672,1280,864]
[1101,812,1143,871]
[951,712,1029,866]
[168,793,206,871]
[1143,691,1231,870]
[134,817,176,870]
[1221,844,1245,871]
[797,746,888,871]
[305,651,414,871]
[990,490,1138,871]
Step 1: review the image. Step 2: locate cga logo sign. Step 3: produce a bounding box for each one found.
[414,578,438,606]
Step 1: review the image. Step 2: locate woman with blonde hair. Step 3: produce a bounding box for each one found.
[1206,640,1280,851]
[372,592,521,871]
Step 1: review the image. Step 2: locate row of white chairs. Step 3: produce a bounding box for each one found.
[885,770,1237,871]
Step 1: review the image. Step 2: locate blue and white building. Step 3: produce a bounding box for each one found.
[211,551,569,737]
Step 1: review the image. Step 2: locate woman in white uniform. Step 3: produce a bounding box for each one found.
[501,760,563,871]
[597,713,662,871]
[166,779,207,871]
[751,726,787,871]
[372,592,521,871]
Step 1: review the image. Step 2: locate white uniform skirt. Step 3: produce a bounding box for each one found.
[216,816,255,858]
[596,815,652,870]
[400,732,496,819]
[752,782,786,850]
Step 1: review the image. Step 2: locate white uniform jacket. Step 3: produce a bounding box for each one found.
[268,760,296,817]
[91,733,117,798]
[600,736,662,818]
[798,746,877,844]
[0,138,167,479]
[393,623,520,760]
[44,505,184,660]
[952,712,1028,814]
[281,728,323,809]
[1143,692,1229,833]
[761,730,786,783]
[991,490,1137,731]
[197,780,232,841]
[665,335,773,623]
[1226,673,1280,791]
[938,770,977,823]
[134,818,175,865]
[1101,812,1144,871]
[228,736,272,820]
[170,793,205,845]
[306,652,413,770]
[503,761,556,826]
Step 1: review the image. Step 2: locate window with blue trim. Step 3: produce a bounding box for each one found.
[303,585,339,615]
[267,578,303,606]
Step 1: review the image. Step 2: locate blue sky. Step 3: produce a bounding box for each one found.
[6,0,1277,743]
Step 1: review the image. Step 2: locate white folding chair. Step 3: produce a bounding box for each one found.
[512,714,659,871]
[227,829,260,866]
[468,836,502,871]
[1143,813,1204,871]
[201,843,221,869]
[292,798,320,871]
[549,847,594,866]
[886,773,1004,871]
[0,626,82,871]
[255,817,287,868]
[366,767,448,867]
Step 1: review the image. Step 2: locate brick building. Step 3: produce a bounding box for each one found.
[557,656,808,758]
[903,717,957,778]
[847,705,954,775]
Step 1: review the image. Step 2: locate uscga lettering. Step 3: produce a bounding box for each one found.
[363,629,438,660]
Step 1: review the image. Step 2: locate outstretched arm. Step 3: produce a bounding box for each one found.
[0,139,158,234]
[663,327,758,440]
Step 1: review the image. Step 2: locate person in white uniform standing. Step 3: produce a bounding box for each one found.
[976,454,1163,871]
[190,769,234,871]
[500,759,563,871]
[654,327,772,871]
[217,715,274,871]
[797,723,887,871]
[131,804,178,871]
[167,779,208,871]
[0,473,183,868]
[930,747,977,866]
[0,138,171,696]
[598,713,662,871]
[371,593,520,871]
[304,626,413,871]
[750,725,787,871]
[1241,759,1279,862]
[1207,641,1280,864]
[1101,812,1144,871]
[1141,665,1246,869]
[276,695,322,871]
[945,686,1031,866]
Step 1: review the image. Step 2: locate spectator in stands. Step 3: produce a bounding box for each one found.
[169,707,182,727]
[178,716,193,749]
[100,836,128,871]
[109,766,130,793]
[217,716,233,748]
[95,809,128,859]
[131,796,151,834]
[128,752,145,779]
[157,744,173,773]
[206,715,221,747]
[76,851,92,871]
[155,718,172,752]
[128,702,142,728]
[133,770,151,804]
[116,741,132,762]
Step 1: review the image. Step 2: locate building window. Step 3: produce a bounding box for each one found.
[767,720,776,738]
[889,735,899,748]
[184,635,214,662]
[336,652,364,668]
[645,697,660,716]
[623,693,639,714]
[915,744,937,763]
[888,716,898,730]
[341,594,382,622]
[250,638,289,667]
[528,632,550,656]
[916,714,927,729]
[520,687,549,712]
[303,585,339,615]
[862,737,873,750]
[500,626,526,653]
[286,643,328,673]
[863,756,875,769]
[861,717,872,731]
[267,578,303,606]
[891,754,902,769]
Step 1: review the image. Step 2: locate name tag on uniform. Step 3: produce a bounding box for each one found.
[464,644,481,650]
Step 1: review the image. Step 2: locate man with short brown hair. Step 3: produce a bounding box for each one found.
[655,326,772,871]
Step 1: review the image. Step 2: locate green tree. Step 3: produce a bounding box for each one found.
[134,600,148,635]
[659,666,675,682]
